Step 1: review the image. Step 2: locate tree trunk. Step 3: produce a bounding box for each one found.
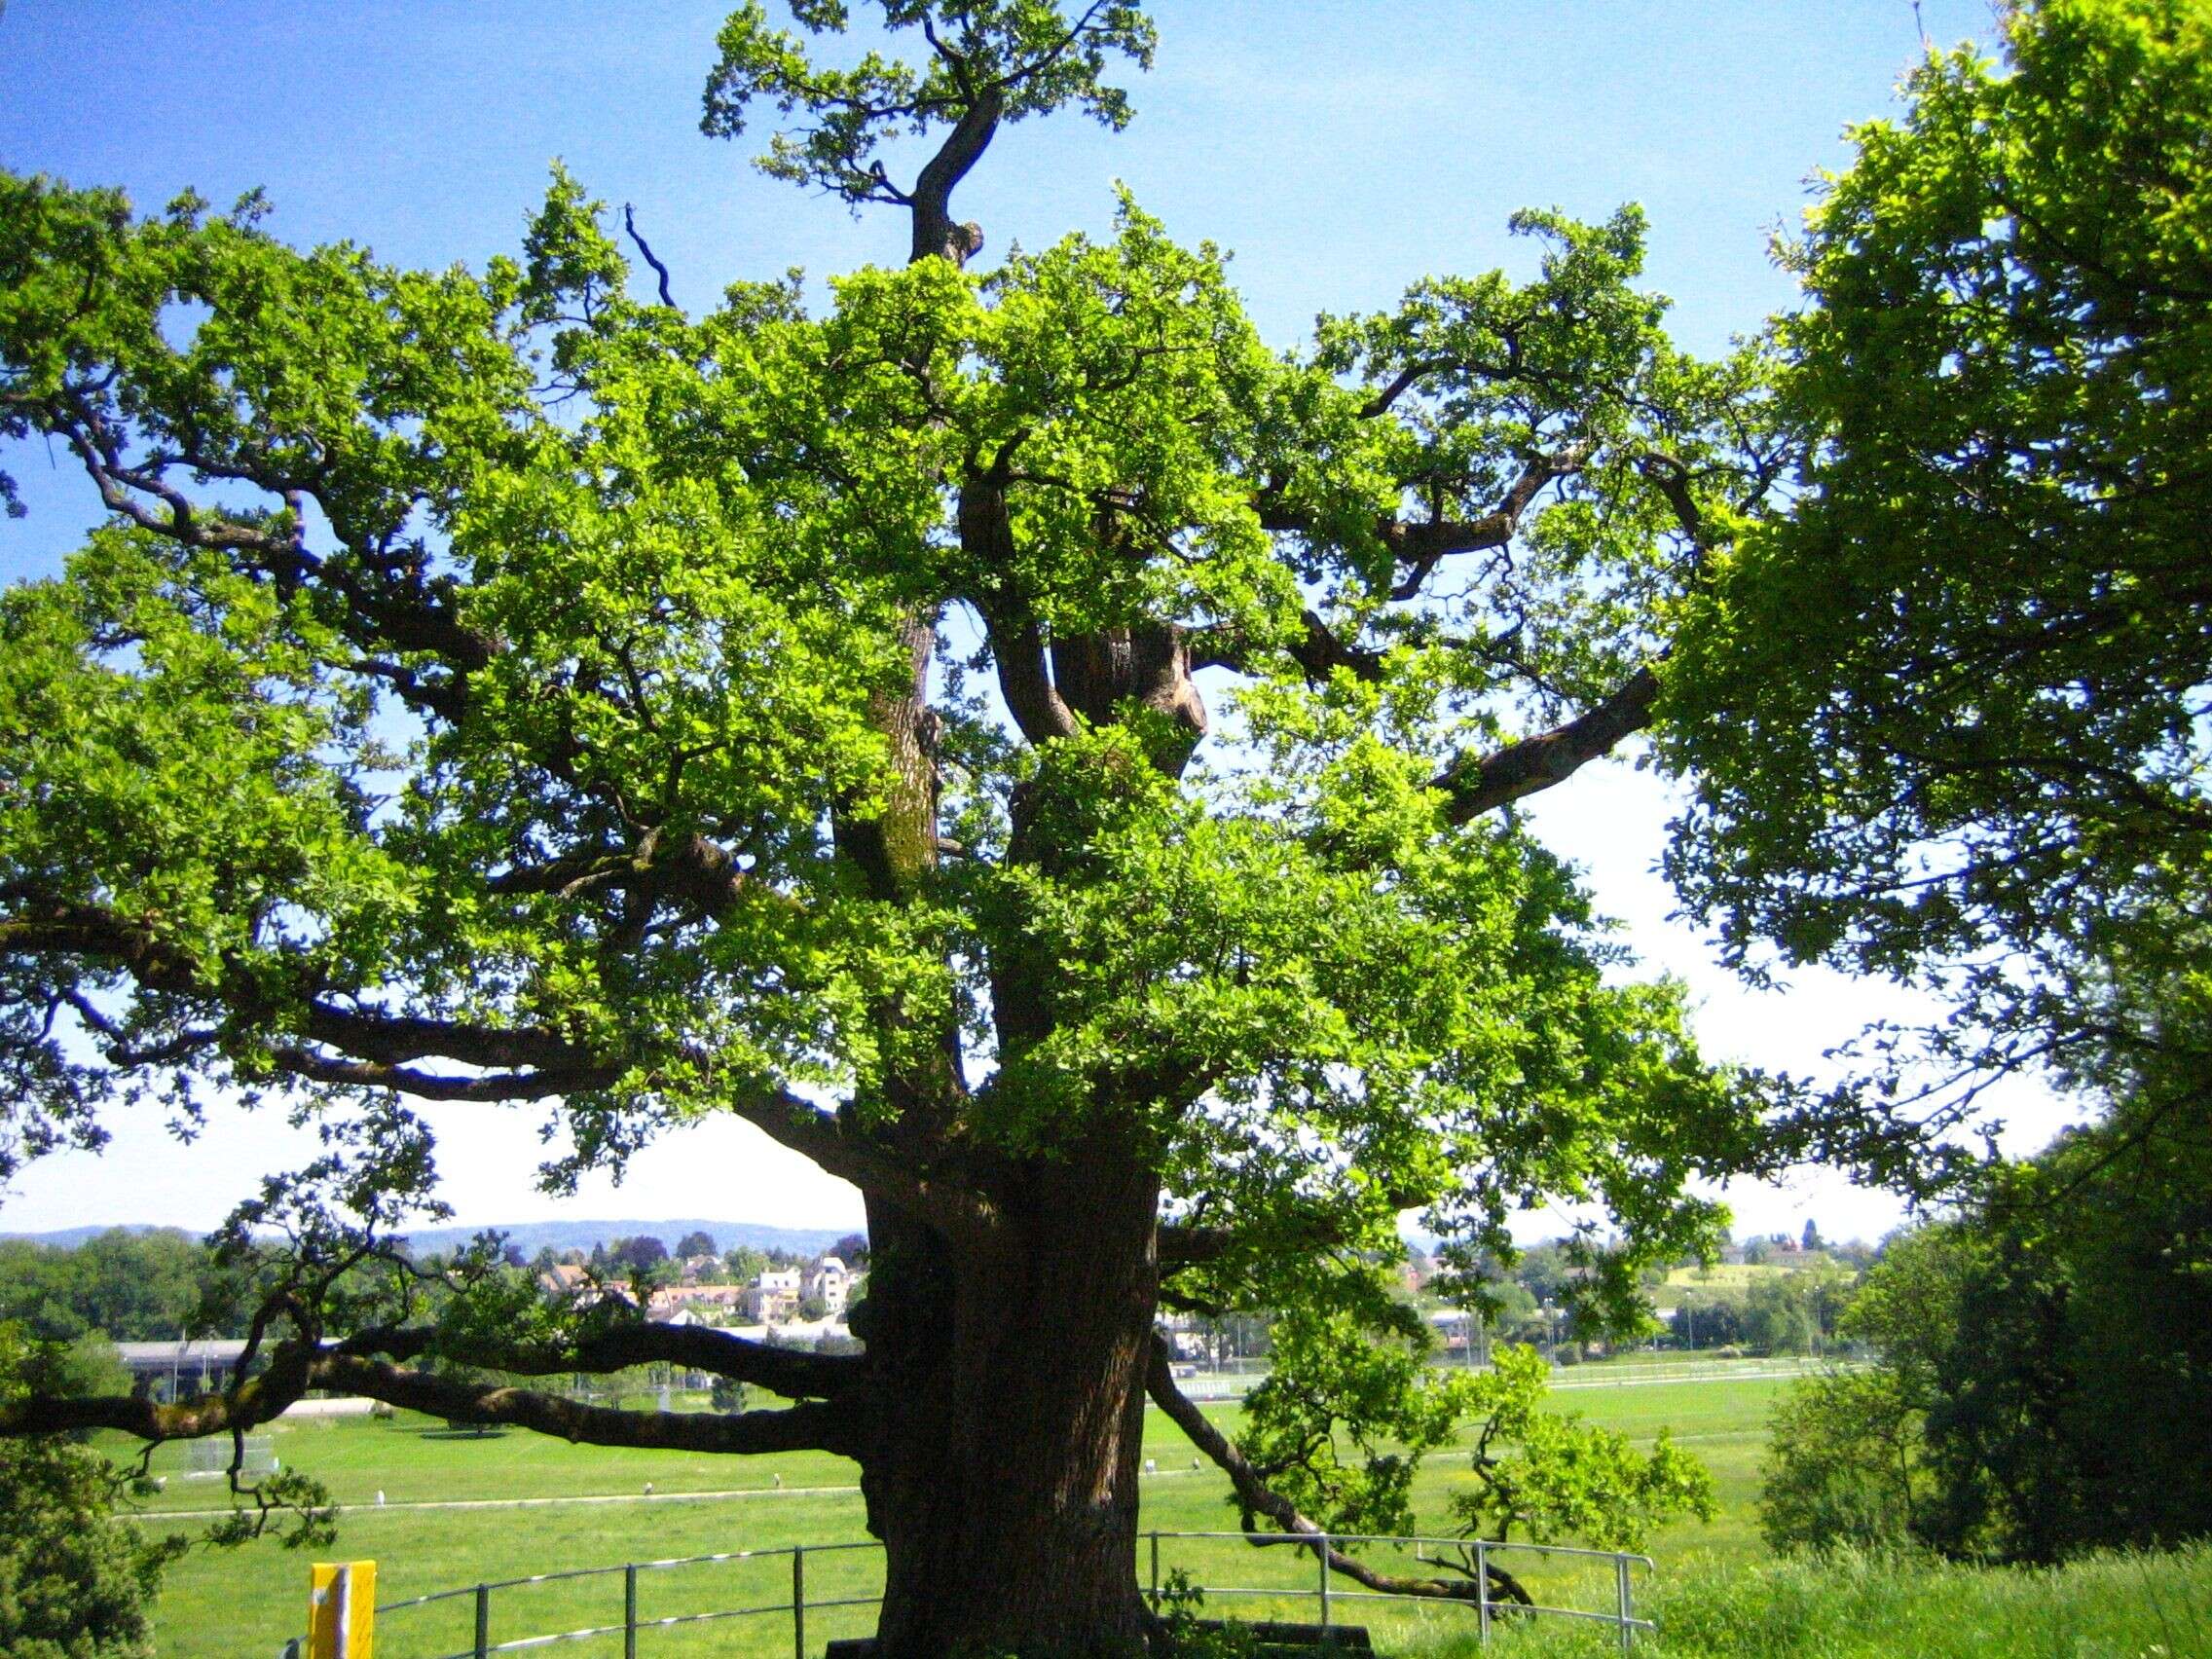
[853,1152,1161,1657]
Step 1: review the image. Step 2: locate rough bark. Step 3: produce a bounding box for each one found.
[856,1152,1161,1655]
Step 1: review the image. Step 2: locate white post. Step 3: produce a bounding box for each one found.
[1316,1533,1330,1629]
[1476,1541,1491,1644]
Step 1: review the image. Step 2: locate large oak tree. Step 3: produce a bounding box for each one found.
[0,5,1833,1650]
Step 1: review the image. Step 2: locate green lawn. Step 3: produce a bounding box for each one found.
[122,1371,1797,1658]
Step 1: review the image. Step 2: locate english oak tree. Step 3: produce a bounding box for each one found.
[1,4,1824,1650]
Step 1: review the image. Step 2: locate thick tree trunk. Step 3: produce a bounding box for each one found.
[853,1153,1161,1657]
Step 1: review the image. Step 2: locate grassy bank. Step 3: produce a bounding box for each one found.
[1412,1544,2212,1659]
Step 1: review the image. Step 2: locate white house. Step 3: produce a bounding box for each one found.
[744,1267,804,1323]
[805,1257,852,1314]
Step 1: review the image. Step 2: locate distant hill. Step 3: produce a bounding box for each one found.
[399,1219,856,1259]
[0,1219,858,1257]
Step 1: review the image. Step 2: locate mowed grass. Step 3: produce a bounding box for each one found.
[121,1367,1795,1659]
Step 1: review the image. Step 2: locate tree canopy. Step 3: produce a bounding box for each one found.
[1663,0,2212,1161]
[1762,1054,2212,1563]
[2,0,2194,1649]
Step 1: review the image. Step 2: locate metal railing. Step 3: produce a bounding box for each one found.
[1148,1530,1654,1658]
[308,1530,1654,1657]
[305,1542,879,1659]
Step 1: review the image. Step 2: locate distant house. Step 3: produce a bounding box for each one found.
[745,1268,804,1323]
[806,1257,852,1315]
[115,1339,253,1400]
[647,1284,746,1322]
[537,1262,632,1311]
[539,1263,590,1298]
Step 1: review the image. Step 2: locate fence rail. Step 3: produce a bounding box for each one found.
[292,1530,1653,1659]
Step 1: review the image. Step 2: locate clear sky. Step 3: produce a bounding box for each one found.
[0,1,2044,1246]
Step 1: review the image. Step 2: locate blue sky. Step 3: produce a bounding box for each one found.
[0,1,2036,1243]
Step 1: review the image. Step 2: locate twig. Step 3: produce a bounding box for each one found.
[622,204,677,309]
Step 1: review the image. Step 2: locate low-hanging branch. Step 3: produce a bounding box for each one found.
[336,1318,867,1401]
[315,1353,865,1457]
[1144,1336,1532,1607]
[0,1340,866,1460]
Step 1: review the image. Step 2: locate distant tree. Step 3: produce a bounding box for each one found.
[1512,1243,1572,1307]
[614,1236,669,1275]
[1800,1219,1821,1254]
[1760,1365,1927,1554]
[675,1232,718,1261]
[723,1246,769,1284]
[1764,1054,2212,1564]
[0,1231,222,1344]
[830,1233,869,1269]
[1674,1296,1743,1351]
[1742,1276,1814,1355]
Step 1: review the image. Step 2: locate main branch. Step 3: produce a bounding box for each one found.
[1436,666,1661,821]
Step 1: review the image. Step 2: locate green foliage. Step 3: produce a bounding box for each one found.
[1737,1278,1814,1358]
[1240,1332,1713,1558]
[0,13,1859,1630]
[1760,1060,2212,1564]
[1444,1346,1715,1554]
[0,1230,225,1344]
[1758,1367,1927,1555]
[2,116,1785,1316]
[0,1327,184,1659]
[1237,1303,1471,1538]
[1663,0,2212,1176]
[703,2,1157,203]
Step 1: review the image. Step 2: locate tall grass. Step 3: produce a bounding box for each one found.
[1400,1543,2212,1659]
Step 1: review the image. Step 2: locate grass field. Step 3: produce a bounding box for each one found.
[1646,1263,1839,1312]
[1413,1544,2212,1659]
[117,1359,1793,1658]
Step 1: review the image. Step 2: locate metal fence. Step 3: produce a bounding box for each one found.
[295,1530,1654,1659]
[1152,1530,1654,1658]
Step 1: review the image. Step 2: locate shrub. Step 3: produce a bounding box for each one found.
[0,1436,184,1659]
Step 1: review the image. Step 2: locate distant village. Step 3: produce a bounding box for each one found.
[534,1231,867,1346]
[4,1219,1876,1404]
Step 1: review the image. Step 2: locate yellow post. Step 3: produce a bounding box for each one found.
[308,1560,376,1658]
